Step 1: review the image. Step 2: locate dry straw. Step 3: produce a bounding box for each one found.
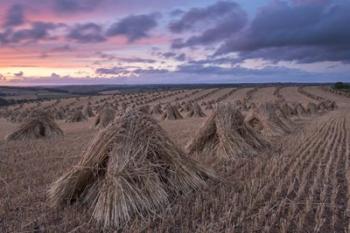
[186,103,269,159]
[161,104,183,120]
[293,103,307,116]
[150,103,162,115]
[48,110,213,228]
[307,102,318,114]
[187,102,206,118]
[65,110,87,122]
[83,105,95,118]
[6,112,63,141]
[94,106,115,129]
[245,103,292,137]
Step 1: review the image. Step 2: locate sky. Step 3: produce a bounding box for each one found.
[0,0,349,85]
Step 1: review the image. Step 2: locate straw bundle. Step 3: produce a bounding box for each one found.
[161,104,183,120]
[186,103,269,159]
[49,110,213,228]
[94,106,115,129]
[65,110,87,122]
[6,113,63,141]
[245,103,291,137]
[187,103,206,118]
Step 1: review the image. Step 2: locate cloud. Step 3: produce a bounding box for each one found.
[215,0,350,63]
[169,1,247,48]
[68,23,105,43]
[51,44,73,52]
[95,67,127,75]
[14,71,23,77]
[169,1,245,33]
[54,0,101,13]
[0,74,5,81]
[96,52,156,63]
[106,13,159,42]
[169,9,184,17]
[158,51,187,61]
[50,73,61,79]
[175,63,327,82]
[117,57,156,63]
[96,66,168,76]
[4,4,25,27]
[291,0,330,5]
[0,22,61,44]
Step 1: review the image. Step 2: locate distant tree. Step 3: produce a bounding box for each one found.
[334,82,350,90]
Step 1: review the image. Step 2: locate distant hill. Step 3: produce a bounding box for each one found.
[0,97,9,106]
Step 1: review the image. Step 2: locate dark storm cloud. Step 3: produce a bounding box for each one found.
[106,13,159,42]
[291,0,330,5]
[169,9,184,17]
[0,22,60,44]
[169,1,247,48]
[54,0,101,13]
[215,0,350,63]
[169,1,245,33]
[68,23,106,43]
[4,4,25,27]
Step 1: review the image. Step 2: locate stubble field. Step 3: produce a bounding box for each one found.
[1,85,349,233]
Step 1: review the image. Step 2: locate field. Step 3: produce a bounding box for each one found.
[1,85,349,233]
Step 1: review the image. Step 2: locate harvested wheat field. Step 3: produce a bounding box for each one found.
[1,85,350,233]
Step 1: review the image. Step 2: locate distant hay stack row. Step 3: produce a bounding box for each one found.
[48,110,213,228]
[6,112,63,141]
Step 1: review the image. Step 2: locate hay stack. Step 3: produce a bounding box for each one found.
[294,103,307,116]
[137,105,150,114]
[280,103,295,116]
[186,103,269,159]
[120,102,127,111]
[94,106,115,129]
[48,110,213,228]
[205,103,213,110]
[6,113,63,141]
[66,110,87,122]
[187,103,206,118]
[318,100,337,111]
[182,102,192,112]
[54,111,65,120]
[274,105,295,129]
[150,103,162,114]
[161,104,183,120]
[307,102,318,114]
[245,103,291,137]
[328,101,337,110]
[83,105,95,117]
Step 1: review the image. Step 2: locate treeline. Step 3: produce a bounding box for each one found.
[333,82,350,90]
